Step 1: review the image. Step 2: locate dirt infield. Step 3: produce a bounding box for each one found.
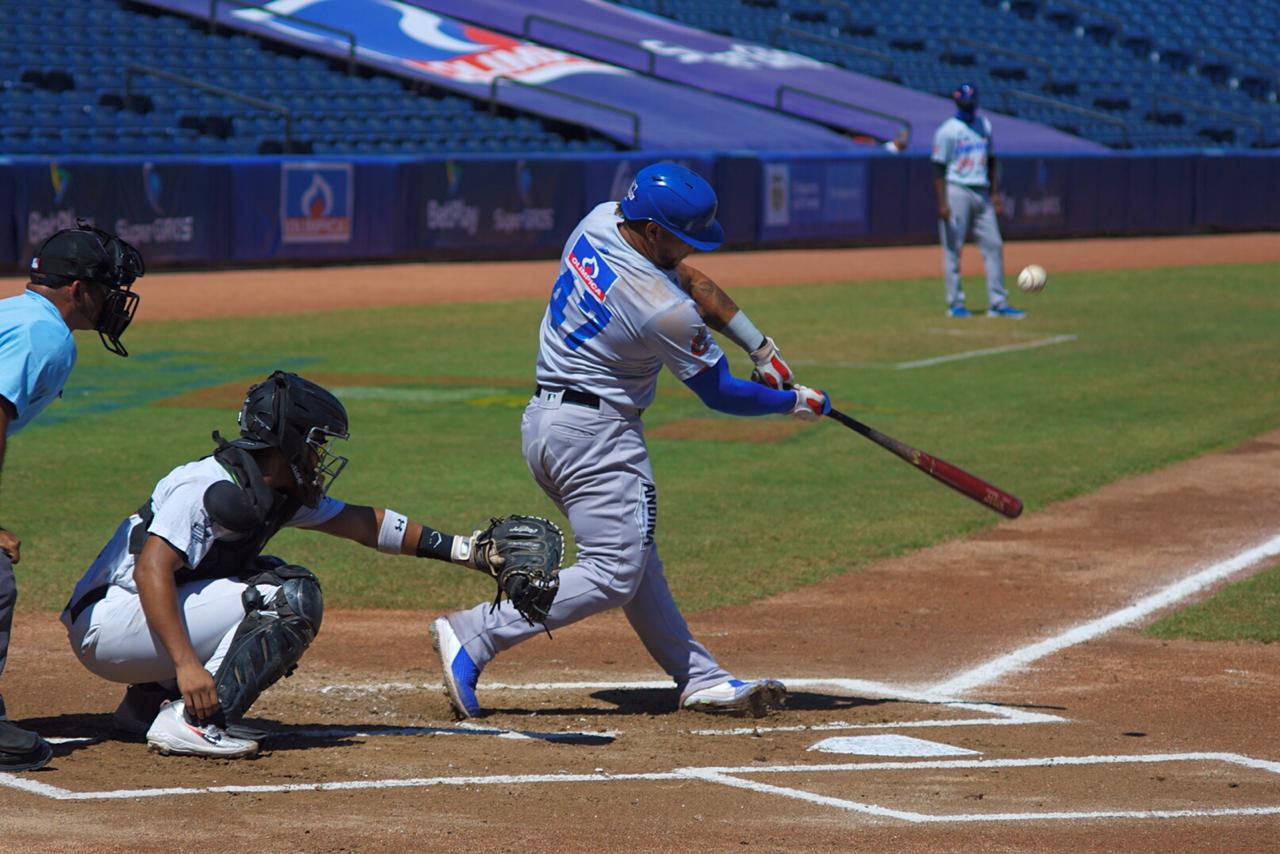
[4,231,1270,321]
[2,235,1279,852]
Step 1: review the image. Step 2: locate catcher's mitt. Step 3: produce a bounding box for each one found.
[473,515,563,625]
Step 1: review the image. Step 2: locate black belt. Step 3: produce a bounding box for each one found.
[536,385,600,409]
[66,584,109,624]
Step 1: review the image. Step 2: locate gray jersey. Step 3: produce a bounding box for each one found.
[534,203,723,409]
[932,116,995,187]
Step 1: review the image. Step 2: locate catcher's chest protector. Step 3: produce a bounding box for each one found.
[154,446,301,585]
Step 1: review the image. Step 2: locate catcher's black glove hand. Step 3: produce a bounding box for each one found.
[471,515,563,626]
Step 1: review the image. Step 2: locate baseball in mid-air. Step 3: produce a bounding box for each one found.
[1017,264,1048,293]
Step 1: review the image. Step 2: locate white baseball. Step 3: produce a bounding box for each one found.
[1017,264,1047,293]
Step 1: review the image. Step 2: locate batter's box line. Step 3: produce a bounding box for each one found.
[683,752,1280,824]
[3,751,1277,813]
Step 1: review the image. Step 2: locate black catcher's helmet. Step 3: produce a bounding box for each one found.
[233,371,350,507]
[29,219,144,357]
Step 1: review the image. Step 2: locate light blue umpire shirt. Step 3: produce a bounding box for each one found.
[0,290,76,434]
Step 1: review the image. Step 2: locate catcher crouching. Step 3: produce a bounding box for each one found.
[60,371,562,759]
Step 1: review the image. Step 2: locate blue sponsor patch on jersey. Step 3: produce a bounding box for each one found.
[567,234,618,302]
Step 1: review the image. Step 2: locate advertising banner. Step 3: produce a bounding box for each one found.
[997,156,1070,238]
[409,157,586,254]
[12,159,227,266]
[757,156,869,243]
[230,158,406,261]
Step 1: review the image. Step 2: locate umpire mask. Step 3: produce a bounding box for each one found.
[30,220,144,357]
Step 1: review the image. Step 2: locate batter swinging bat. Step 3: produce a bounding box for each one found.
[826,408,1023,518]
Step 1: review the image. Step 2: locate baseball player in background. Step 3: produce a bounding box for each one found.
[0,222,143,772]
[933,83,1025,319]
[63,371,532,758]
[432,162,831,719]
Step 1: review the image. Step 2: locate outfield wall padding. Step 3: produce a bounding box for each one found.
[2,152,1276,270]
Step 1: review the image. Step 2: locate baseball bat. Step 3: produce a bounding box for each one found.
[826,408,1023,519]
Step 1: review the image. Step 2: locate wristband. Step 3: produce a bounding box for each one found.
[450,534,474,565]
[414,525,456,562]
[377,510,408,554]
[722,310,766,354]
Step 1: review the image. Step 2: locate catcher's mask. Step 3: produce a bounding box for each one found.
[29,219,144,357]
[953,83,978,122]
[232,371,350,507]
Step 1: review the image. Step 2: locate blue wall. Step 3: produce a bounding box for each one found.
[2,151,1276,269]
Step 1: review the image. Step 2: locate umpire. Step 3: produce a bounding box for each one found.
[0,221,143,771]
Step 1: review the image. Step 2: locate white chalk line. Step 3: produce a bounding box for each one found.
[686,753,1280,824]
[931,532,1280,697]
[893,335,1078,369]
[6,752,1278,821]
[6,533,1279,822]
[789,333,1077,371]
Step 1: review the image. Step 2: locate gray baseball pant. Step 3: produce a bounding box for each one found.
[0,553,14,719]
[446,393,731,696]
[939,183,1008,309]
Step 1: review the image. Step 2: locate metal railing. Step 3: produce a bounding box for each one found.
[208,0,358,74]
[775,84,911,143]
[1150,92,1267,146]
[520,14,907,146]
[998,89,1130,146]
[488,75,640,148]
[125,63,294,146]
[768,25,895,78]
[944,36,1053,83]
[521,14,657,75]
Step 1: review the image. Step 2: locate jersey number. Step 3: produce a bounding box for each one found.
[549,270,612,350]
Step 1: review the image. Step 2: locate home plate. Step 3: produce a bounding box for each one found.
[808,735,981,757]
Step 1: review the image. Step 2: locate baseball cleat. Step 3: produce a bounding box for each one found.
[986,303,1026,318]
[145,700,258,758]
[430,617,482,719]
[0,720,54,772]
[680,678,787,718]
[946,304,972,318]
[113,682,179,736]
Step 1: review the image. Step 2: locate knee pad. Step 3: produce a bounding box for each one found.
[276,566,323,635]
[214,566,323,724]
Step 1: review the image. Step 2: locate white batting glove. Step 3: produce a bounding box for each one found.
[749,336,794,390]
[789,385,831,422]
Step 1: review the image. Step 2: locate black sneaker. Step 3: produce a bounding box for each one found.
[0,720,53,772]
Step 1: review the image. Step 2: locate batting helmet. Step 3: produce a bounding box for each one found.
[234,371,350,507]
[29,220,144,357]
[620,162,724,251]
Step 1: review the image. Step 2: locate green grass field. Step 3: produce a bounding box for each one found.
[7,263,1279,622]
[1146,563,1280,643]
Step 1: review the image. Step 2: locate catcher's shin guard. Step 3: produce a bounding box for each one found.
[213,565,323,724]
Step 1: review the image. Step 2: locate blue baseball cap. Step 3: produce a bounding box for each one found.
[620,162,724,251]
[953,83,978,108]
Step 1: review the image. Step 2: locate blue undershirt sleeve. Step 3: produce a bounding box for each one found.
[683,356,795,417]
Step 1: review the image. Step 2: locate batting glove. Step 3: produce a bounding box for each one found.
[789,385,831,422]
[749,336,794,390]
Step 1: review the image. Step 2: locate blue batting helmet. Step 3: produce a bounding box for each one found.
[620,162,724,251]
